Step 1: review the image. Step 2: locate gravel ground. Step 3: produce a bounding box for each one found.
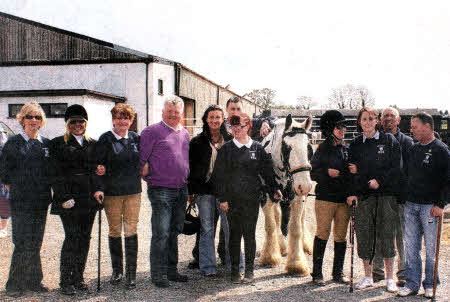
[0,183,449,302]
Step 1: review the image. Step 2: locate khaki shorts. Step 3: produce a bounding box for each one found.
[355,195,397,260]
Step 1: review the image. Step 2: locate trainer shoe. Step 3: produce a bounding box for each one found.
[397,287,418,297]
[424,288,434,298]
[355,276,373,290]
[386,279,398,292]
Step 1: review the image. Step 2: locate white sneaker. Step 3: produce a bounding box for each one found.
[0,228,7,238]
[355,276,373,290]
[398,287,418,297]
[386,279,398,292]
[424,288,434,298]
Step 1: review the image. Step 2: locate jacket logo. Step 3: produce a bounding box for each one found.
[249,151,257,160]
[377,145,385,154]
[423,152,432,164]
[131,143,138,152]
[343,150,349,161]
[43,147,49,157]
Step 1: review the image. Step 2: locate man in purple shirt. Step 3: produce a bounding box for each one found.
[140,96,190,288]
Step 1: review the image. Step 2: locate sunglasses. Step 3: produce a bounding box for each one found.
[69,120,86,125]
[231,124,247,129]
[25,115,42,120]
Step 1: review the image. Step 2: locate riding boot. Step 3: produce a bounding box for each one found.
[109,236,123,285]
[311,236,327,286]
[125,235,138,289]
[332,241,350,283]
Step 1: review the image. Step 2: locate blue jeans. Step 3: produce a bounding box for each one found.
[404,201,440,291]
[148,185,187,281]
[197,195,223,274]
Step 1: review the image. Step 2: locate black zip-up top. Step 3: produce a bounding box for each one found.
[405,139,449,208]
[310,137,350,203]
[211,139,279,205]
[348,131,401,197]
[49,135,100,214]
[0,134,51,210]
[95,131,141,196]
[188,131,232,195]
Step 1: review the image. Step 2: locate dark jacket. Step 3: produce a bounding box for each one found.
[188,131,232,195]
[211,140,279,205]
[0,134,52,211]
[406,138,449,208]
[49,135,99,215]
[348,132,401,198]
[390,130,414,202]
[311,137,350,203]
[95,131,141,196]
[251,116,276,142]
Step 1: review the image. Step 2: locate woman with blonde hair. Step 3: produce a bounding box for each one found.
[94,103,141,289]
[0,101,51,297]
[49,104,101,296]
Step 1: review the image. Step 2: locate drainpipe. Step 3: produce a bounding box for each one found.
[216,86,219,105]
[145,61,149,126]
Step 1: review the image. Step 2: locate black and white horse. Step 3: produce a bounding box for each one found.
[259,114,314,276]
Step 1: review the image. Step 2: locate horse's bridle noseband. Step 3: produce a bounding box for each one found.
[280,127,312,200]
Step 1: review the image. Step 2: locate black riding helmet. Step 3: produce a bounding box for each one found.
[319,110,346,138]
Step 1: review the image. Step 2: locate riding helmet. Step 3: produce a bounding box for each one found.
[65,104,88,122]
[319,110,346,137]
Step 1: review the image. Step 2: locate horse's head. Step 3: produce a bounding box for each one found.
[280,114,313,197]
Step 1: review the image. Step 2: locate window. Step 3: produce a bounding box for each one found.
[8,103,68,118]
[158,79,164,95]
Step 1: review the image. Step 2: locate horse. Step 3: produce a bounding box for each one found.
[259,114,314,276]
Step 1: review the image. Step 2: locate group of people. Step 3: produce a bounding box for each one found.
[310,106,449,298]
[0,96,447,299]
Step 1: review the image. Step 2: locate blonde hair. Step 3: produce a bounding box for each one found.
[16,101,47,128]
[63,118,91,144]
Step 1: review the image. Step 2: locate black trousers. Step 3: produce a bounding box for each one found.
[59,208,96,286]
[6,206,48,290]
[228,200,259,274]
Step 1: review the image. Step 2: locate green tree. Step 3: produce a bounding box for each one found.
[244,88,277,110]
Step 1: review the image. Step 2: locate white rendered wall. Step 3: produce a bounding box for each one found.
[0,95,113,139]
[147,62,175,125]
[0,63,148,132]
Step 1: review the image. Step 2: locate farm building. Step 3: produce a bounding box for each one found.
[0,11,260,138]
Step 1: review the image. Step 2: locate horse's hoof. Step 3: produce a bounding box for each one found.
[285,263,310,276]
[259,255,282,267]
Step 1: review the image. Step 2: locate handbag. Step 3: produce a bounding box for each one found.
[182,202,200,235]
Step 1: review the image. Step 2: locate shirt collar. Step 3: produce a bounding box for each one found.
[233,138,253,149]
[162,120,182,132]
[20,131,43,143]
[72,134,84,146]
[363,131,380,143]
[111,129,129,140]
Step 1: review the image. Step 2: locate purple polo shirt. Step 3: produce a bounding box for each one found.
[140,121,190,188]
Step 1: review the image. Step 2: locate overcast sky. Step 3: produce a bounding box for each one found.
[2,0,450,111]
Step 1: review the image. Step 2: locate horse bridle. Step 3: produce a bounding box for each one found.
[280,127,312,200]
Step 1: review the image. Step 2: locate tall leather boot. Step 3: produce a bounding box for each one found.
[109,236,123,285]
[125,235,138,289]
[332,241,350,283]
[311,236,327,286]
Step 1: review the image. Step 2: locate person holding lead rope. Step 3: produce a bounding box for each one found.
[346,107,401,293]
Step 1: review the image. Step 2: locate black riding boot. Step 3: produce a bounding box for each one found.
[125,235,138,289]
[109,236,123,285]
[332,241,349,283]
[311,236,327,286]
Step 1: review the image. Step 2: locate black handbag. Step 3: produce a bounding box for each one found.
[182,202,200,235]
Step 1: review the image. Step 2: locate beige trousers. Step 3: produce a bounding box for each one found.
[315,199,350,242]
[103,193,141,238]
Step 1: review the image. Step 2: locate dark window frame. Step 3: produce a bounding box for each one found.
[158,79,164,95]
[8,103,68,118]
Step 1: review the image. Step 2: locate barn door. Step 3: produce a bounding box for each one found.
[183,98,195,136]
